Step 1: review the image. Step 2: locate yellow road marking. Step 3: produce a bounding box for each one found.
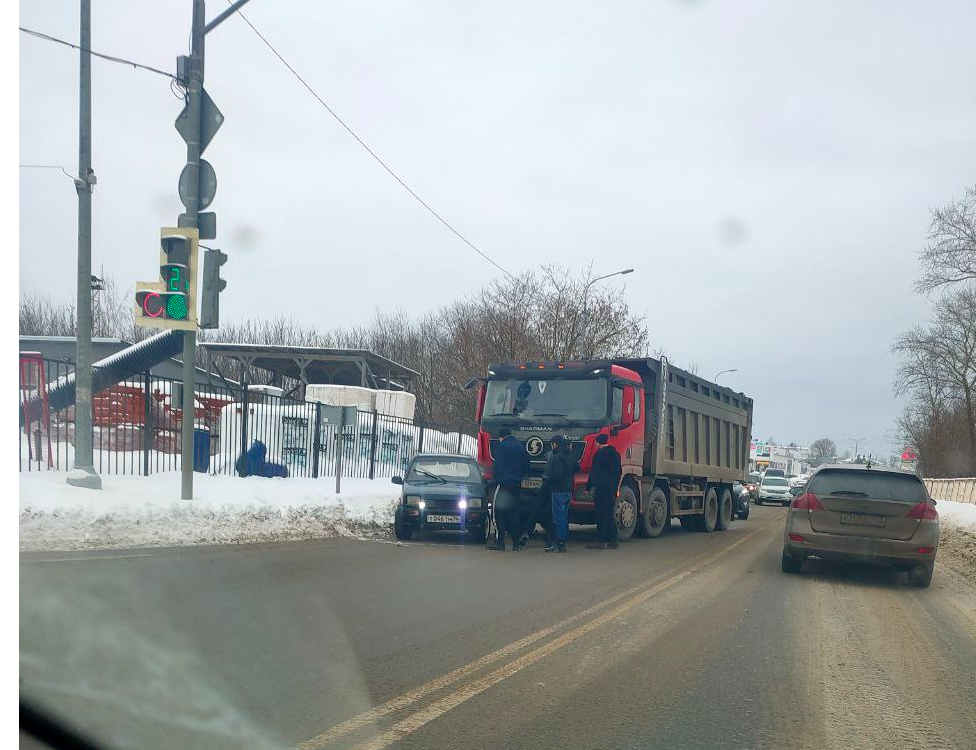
[299,518,779,750]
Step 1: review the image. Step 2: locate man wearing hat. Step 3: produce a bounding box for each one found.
[586,433,622,549]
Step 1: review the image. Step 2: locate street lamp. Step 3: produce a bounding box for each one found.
[846,436,866,462]
[580,268,634,359]
[714,368,738,382]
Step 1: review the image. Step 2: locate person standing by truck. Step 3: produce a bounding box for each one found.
[486,427,530,551]
[544,435,576,553]
[586,433,622,549]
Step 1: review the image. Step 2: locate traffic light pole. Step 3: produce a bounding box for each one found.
[177,0,207,500]
[68,0,101,490]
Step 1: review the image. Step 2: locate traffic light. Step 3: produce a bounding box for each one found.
[199,247,227,329]
[134,227,199,330]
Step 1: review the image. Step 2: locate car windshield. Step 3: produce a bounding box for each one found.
[808,470,927,503]
[483,377,608,423]
[763,478,789,487]
[407,458,481,482]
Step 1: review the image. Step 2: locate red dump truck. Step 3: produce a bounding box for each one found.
[470,357,754,538]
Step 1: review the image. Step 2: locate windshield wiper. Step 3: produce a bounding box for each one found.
[414,468,446,483]
[534,412,568,417]
[829,490,869,497]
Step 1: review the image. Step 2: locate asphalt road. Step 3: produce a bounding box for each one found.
[20,505,976,750]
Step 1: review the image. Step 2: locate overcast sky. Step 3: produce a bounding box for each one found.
[19,0,976,457]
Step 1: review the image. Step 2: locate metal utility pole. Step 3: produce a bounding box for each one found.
[67,0,101,490]
[176,0,207,500]
[172,0,248,499]
[579,268,634,359]
[846,436,866,462]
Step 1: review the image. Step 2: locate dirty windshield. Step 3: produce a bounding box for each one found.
[17,1,976,749]
[484,377,607,423]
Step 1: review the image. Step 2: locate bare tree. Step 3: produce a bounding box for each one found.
[915,185,976,294]
[808,438,837,464]
[893,287,976,475]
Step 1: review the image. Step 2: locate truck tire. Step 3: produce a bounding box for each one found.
[394,507,413,541]
[636,487,669,538]
[468,523,488,544]
[716,488,732,531]
[615,484,639,541]
[698,487,718,532]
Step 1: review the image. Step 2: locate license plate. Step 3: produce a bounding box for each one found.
[521,478,543,489]
[840,513,885,528]
[426,514,460,524]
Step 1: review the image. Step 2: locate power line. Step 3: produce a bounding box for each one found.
[226,5,516,281]
[19,164,75,181]
[19,27,177,80]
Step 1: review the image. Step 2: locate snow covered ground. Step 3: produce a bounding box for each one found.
[935,499,976,575]
[19,471,402,552]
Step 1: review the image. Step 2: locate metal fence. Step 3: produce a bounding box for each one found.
[19,357,476,480]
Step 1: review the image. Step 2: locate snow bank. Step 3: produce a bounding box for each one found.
[19,472,401,552]
[937,500,976,576]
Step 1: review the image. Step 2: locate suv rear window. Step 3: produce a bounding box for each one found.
[808,470,927,503]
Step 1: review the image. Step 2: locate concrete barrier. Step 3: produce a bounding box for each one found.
[924,478,976,504]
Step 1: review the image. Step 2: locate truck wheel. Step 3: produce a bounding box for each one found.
[394,507,413,541]
[699,487,718,532]
[636,487,669,538]
[716,488,732,531]
[615,484,639,541]
[468,523,488,544]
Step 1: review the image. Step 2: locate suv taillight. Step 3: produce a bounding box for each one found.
[791,492,824,511]
[905,501,938,520]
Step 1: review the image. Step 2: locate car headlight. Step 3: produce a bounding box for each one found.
[405,495,423,507]
[458,499,468,510]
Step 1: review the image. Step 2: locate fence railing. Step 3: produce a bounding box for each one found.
[924,478,976,505]
[19,358,475,480]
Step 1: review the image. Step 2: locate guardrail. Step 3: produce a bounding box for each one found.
[924,478,976,504]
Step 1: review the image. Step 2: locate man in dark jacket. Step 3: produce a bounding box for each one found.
[586,433,622,549]
[487,427,530,551]
[544,435,577,553]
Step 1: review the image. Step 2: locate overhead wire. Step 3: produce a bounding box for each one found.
[19,164,75,182]
[225,4,516,281]
[19,27,177,80]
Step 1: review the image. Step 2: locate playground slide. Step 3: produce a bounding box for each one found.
[20,329,185,426]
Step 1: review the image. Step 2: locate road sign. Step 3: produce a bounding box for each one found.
[174,87,224,155]
[178,160,217,210]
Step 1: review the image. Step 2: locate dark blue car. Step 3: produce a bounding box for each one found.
[392,454,488,542]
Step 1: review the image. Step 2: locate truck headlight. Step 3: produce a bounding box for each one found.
[405,495,423,507]
[458,499,468,510]
[465,497,482,508]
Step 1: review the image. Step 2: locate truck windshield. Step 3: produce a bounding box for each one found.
[483,377,608,423]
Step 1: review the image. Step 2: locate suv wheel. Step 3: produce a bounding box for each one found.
[909,564,933,588]
[781,549,802,574]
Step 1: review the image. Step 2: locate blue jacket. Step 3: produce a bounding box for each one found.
[493,436,530,489]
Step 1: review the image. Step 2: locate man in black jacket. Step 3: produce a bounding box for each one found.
[487,427,530,551]
[586,433,622,549]
[544,435,576,553]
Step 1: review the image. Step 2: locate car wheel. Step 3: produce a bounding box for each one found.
[738,503,750,520]
[615,484,639,541]
[716,488,732,531]
[781,549,802,574]
[698,487,718,532]
[636,487,669,538]
[909,564,933,588]
[394,507,413,541]
[755,498,763,506]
